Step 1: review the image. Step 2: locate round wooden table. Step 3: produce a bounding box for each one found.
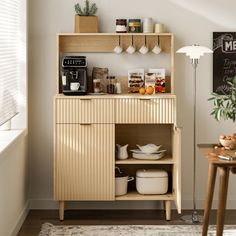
[198,144,236,236]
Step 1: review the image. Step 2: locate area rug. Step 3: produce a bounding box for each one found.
[39,223,236,236]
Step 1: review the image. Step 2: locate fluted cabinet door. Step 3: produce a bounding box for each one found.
[172,127,181,213]
[54,124,115,201]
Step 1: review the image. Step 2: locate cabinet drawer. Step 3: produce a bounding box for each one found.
[55,98,115,124]
[115,98,175,124]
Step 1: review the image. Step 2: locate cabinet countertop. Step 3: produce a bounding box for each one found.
[54,93,177,99]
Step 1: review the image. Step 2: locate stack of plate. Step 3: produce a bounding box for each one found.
[131,144,166,160]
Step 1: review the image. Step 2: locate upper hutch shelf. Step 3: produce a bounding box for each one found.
[57,32,175,94]
[57,32,173,53]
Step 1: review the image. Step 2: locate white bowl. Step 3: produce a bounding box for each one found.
[219,138,236,150]
[136,144,161,154]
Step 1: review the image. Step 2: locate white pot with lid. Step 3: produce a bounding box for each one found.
[136,169,168,194]
[115,167,134,196]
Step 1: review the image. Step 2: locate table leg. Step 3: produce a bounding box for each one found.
[202,163,217,236]
[216,167,229,236]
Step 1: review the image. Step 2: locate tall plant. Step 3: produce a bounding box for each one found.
[75,0,98,16]
[208,76,236,121]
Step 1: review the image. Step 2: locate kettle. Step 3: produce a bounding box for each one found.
[116,144,129,160]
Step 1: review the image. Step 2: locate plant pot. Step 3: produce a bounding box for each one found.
[75,15,98,33]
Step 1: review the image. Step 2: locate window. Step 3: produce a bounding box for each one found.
[0,0,27,127]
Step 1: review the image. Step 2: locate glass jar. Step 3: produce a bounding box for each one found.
[106,76,116,94]
[128,19,142,33]
[116,19,127,33]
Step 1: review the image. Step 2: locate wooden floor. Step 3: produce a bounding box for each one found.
[18,209,236,236]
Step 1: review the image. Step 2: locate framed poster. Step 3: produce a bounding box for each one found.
[213,32,236,94]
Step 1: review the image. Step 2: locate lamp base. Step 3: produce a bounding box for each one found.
[181,211,203,224]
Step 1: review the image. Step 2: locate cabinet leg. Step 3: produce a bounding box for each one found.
[165,200,172,221]
[59,201,65,221]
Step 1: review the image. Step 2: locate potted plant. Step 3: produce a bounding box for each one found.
[209,76,236,149]
[209,76,236,122]
[74,0,98,33]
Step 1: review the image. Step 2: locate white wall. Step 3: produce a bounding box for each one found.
[0,134,28,236]
[28,0,236,210]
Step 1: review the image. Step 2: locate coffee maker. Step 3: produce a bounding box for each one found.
[61,56,88,95]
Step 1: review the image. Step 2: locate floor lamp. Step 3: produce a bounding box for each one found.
[177,45,213,224]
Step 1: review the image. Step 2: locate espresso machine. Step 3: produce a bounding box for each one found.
[61,56,88,95]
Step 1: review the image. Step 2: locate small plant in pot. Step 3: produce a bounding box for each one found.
[208,76,236,149]
[74,0,98,33]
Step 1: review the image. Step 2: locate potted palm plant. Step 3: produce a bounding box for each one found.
[74,0,98,33]
[209,76,236,149]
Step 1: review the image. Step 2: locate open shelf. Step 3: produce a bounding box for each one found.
[115,156,174,164]
[115,191,174,201]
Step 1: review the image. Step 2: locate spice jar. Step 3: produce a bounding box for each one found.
[106,76,116,94]
[128,19,142,33]
[116,19,127,33]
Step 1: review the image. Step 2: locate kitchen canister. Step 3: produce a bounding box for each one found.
[136,169,168,194]
[116,19,127,33]
[128,19,142,33]
[154,23,165,33]
[143,17,154,33]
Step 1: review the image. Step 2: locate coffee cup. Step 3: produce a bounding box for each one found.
[139,45,149,54]
[126,45,136,54]
[152,45,162,54]
[114,45,123,54]
[70,82,80,91]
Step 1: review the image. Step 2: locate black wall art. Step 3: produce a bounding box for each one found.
[213,32,236,94]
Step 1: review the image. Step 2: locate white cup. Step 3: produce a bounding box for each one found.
[152,45,162,54]
[70,82,80,91]
[114,45,123,54]
[139,45,149,54]
[126,45,136,54]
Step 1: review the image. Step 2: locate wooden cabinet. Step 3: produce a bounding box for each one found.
[54,95,181,220]
[54,33,181,221]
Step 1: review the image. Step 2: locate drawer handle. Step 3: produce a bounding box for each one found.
[81,99,92,101]
[80,123,92,125]
[139,98,152,101]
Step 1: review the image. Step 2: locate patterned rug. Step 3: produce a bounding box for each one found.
[39,223,236,236]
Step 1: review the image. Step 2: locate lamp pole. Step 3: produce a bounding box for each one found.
[177,45,212,224]
[192,58,199,223]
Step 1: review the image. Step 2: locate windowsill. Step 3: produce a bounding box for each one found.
[0,129,27,155]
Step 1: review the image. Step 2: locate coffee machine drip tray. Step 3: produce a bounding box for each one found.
[61,56,88,96]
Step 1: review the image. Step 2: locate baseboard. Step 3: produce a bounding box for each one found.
[10,200,30,236]
[180,199,236,210]
[29,198,236,210]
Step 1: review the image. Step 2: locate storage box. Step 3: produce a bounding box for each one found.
[136,169,168,194]
[75,16,98,33]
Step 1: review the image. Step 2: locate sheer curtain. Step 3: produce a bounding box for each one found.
[0,0,26,126]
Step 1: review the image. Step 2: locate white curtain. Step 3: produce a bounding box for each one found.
[0,0,26,126]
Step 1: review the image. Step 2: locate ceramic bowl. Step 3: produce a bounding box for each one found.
[136,144,161,154]
[219,138,236,150]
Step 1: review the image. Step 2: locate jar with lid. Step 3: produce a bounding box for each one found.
[143,17,153,33]
[116,19,127,33]
[128,19,142,33]
[106,76,116,94]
